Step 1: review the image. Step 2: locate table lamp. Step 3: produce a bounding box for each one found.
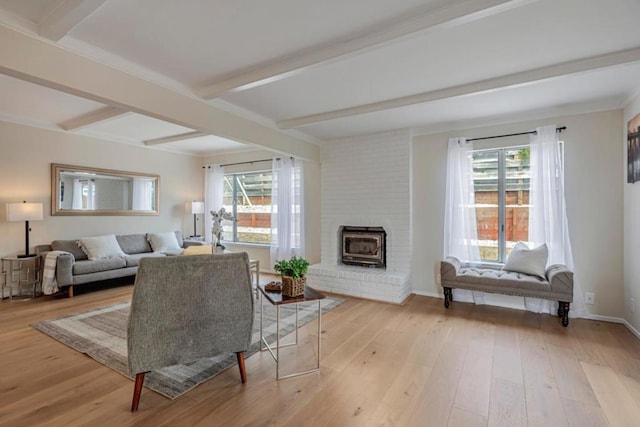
[186,201,205,237]
[7,201,44,258]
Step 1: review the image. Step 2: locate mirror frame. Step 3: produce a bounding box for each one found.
[51,163,160,216]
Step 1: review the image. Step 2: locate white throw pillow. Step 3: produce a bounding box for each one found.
[77,235,126,261]
[502,242,548,279]
[147,232,182,253]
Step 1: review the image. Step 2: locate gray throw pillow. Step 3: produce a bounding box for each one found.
[51,240,88,261]
[117,234,152,254]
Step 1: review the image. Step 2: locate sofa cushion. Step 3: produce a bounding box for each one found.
[174,230,184,248]
[78,235,126,261]
[125,252,166,267]
[51,240,88,261]
[147,232,182,252]
[503,242,548,279]
[73,257,127,275]
[117,234,152,254]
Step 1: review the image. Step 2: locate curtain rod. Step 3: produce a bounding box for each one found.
[467,126,566,142]
[203,157,294,168]
[203,158,273,169]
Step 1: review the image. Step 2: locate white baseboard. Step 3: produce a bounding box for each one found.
[565,313,640,341]
[625,320,640,340]
[412,290,442,299]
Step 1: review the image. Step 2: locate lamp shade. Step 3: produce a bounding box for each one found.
[7,202,43,222]
[186,201,205,215]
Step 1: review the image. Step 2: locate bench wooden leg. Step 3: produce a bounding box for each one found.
[560,302,570,327]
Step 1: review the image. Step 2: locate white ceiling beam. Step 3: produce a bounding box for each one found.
[58,106,127,130]
[39,0,109,41]
[144,131,207,146]
[278,46,640,129]
[196,0,539,99]
[0,25,318,161]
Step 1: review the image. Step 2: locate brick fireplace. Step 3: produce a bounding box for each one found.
[307,130,412,303]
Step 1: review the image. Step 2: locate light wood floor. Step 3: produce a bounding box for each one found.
[2,281,640,427]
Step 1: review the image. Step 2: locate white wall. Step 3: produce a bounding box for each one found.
[0,120,202,257]
[624,95,640,331]
[202,149,321,272]
[413,110,624,318]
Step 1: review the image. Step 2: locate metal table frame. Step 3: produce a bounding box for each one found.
[258,284,324,380]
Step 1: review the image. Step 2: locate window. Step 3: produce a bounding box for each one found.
[472,147,531,263]
[222,171,272,244]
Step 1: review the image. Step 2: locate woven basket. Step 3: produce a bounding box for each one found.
[282,275,306,297]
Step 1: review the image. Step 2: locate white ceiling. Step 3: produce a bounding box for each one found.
[0,0,639,157]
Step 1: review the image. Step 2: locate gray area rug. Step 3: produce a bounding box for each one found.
[32,295,343,399]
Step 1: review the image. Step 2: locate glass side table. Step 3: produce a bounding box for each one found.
[1,256,41,301]
[258,283,325,380]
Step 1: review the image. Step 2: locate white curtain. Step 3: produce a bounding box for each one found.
[72,179,95,210]
[444,137,481,263]
[270,157,304,265]
[72,179,83,209]
[526,125,584,317]
[132,178,153,210]
[204,165,225,244]
[444,137,484,303]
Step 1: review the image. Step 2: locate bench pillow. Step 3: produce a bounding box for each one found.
[502,242,548,279]
[77,234,126,261]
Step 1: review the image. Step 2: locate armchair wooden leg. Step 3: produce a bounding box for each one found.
[236,352,247,383]
[443,287,451,308]
[67,285,73,298]
[131,372,146,412]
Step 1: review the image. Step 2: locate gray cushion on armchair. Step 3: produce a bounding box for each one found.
[127,252,254,375]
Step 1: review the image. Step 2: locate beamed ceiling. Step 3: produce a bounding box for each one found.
[0,0,639,159]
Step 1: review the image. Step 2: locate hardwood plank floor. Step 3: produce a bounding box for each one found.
[1,281,640,426]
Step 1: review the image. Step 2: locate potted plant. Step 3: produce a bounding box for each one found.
[273,256,309,297]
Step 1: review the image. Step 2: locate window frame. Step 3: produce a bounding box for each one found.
[472,146,515,264]
[472,141,564,264]
[222,169,273,246]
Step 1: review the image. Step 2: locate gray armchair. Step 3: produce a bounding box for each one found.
[127,252,254,411]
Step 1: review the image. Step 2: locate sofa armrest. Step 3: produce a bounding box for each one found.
[55,253,75,287]
[440,256,462,286]
[546,264,574,301]
[35,244,52,255]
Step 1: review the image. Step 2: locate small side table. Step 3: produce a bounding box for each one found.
[249,260,259,298]
[258,283,325,380]
[1,256,41,301]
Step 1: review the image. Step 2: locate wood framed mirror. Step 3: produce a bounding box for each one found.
[51,164,160,216]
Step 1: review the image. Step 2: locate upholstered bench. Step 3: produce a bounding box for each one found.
[440,256,574,326]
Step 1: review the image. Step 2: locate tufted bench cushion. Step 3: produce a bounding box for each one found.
[440,256,574,326]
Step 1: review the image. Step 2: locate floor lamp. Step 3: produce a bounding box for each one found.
[7,201,44,258]
[186,201,205,238]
